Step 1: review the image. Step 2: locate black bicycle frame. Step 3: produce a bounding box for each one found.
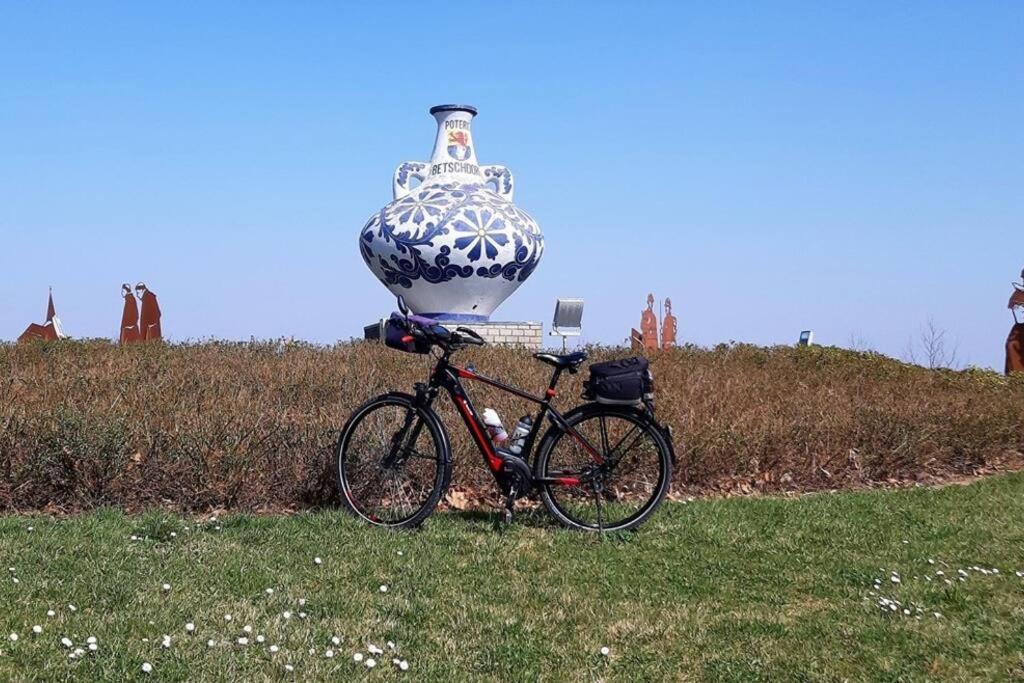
[413,352,607,488]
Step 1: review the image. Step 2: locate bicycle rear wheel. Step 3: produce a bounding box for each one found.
[535,404,672,532]
[336,393,450,529]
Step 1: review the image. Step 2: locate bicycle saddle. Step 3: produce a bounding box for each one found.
[533,350,588,371]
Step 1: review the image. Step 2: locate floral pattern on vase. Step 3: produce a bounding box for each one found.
[359,105,543,321]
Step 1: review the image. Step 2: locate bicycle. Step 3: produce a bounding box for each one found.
[335,297,676,532]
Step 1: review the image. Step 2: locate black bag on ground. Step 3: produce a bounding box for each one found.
[583,356,653,405]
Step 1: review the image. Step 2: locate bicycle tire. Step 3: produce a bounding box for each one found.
[336,392,451,529]
[534,403,672,532]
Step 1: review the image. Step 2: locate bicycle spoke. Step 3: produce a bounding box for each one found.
[403,448,438,461]
[607,424,641,462]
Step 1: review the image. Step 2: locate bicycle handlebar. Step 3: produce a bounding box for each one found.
[399,315,485,350]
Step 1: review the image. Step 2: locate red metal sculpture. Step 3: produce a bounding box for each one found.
[661,297,678,349]
[120,283,141,344]
[17,289,66,342]
[630,328,644,351]
[640,293,659,351]
[136,282,162,341]
[1006,269,1024,375]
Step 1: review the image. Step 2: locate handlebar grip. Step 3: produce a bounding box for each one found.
[455,327,486,345]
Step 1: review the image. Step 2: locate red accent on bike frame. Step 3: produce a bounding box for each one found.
[453,395,504,471]
[546,388,557,397]
[552,477,580,486]
[456,368,475,379]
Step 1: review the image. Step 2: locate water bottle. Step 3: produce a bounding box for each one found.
[481,408,508,445]
[507,415,533,456]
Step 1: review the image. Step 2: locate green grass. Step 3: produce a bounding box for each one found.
[2,476,1024,681]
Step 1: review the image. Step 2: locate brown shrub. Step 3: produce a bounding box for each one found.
[1,340,1022,512]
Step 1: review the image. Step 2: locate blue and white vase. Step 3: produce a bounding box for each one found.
[359,104,544,322]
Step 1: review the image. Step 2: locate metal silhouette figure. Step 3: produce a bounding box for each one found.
[18,289,66,342]
[1006,269,1024,375]
[119,283,142,344]
[136,282,162,341]
[661,297,678,349]
[640,293,659,351]
[630,327,644,351]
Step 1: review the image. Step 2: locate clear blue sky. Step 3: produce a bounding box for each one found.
[2,2,1021,368]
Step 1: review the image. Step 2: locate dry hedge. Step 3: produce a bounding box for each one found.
[2,340,1022,512]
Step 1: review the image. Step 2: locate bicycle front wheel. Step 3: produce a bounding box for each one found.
[535,404,672,532]
[336,393,451,529]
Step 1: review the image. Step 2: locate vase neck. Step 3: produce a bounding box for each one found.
[427,107,481,180]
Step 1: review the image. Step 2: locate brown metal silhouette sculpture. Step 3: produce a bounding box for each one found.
[137,282,162,341]
[661,297,678,349]
[640,293,659,351]
[18,289,66,342]
[630,328,644,351]
[120,283,142,344]
[1006,269,1024,375]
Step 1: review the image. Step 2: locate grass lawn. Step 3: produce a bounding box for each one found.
[2,475,1023,681]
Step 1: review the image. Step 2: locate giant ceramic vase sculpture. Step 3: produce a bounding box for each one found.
[359,105,544,321]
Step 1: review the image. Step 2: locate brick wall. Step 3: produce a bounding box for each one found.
[460,321,543,350]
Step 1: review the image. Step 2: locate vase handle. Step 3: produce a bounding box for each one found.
[393,161,428,199]
[481,165,515,201]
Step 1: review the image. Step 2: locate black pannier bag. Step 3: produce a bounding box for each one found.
[384,313,433,354]
[583,356,654,405]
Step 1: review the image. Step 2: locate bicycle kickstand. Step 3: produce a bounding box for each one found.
[502,486,517,526]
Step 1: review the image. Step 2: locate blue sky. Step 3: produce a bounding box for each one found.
[1,2,1021,368]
